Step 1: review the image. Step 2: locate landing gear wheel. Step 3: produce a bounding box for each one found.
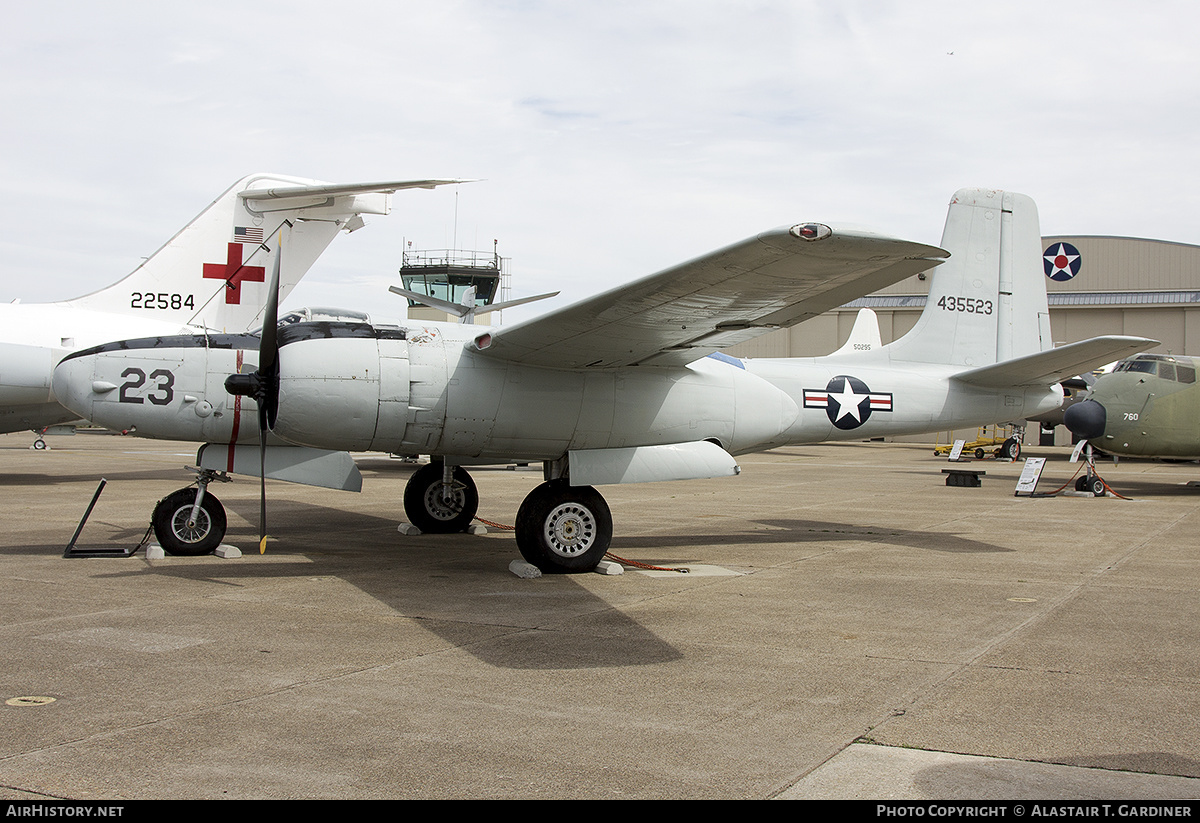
[152,488,227,556]
[1075,476,1106,496]
[33,438,47,450]
[403,462,479,533]
[515,480,612,573]
[999,438,1021,460]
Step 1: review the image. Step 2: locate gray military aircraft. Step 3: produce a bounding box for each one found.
[1064,353,1200,460]
[52,188,1153,572]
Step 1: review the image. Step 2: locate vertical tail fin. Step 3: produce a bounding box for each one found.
[62,174,463,332]
[831,308,882,356]
[885,188,1052,367]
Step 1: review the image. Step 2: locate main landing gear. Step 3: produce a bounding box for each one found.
[402,460,614,574]
[144,459,616,572]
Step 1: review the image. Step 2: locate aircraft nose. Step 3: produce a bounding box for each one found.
[51,355,94,419]
[1063,399,1106,441]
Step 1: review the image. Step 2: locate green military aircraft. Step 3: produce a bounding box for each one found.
[1064,353,1200,459]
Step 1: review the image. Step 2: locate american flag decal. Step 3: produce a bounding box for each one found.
[234,226,264,244]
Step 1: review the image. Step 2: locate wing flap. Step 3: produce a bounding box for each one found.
[474,225,947,369]
[952,336,1159,388]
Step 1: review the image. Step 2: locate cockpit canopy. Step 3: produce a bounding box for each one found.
[1113,354,1197,383]
[279,307,371,326]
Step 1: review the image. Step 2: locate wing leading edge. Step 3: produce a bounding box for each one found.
[472,225,948,369]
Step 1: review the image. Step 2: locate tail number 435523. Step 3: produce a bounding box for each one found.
[937,296,993,315]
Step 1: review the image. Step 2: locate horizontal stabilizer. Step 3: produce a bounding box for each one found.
[951,336,1158,388]
[389,286,559,319]
[239,178,469,201]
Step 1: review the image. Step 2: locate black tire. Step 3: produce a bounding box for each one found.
[33,439,47,450]
[974,447,985,459]
[515,480,612,573]
[1000,438,1021,460]
[403,462,479,533]
[152,488,227,556]
[1090,477,1106,496]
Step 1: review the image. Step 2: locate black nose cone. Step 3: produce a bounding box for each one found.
[1063,399,1106,441]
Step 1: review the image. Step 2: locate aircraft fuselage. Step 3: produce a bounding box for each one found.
[52,318,1064,461]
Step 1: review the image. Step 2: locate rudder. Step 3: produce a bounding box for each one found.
[885,188,1051,367]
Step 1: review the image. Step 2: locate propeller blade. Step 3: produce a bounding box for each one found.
[257,238,283,553]
[258,242,282,431]
[222,236,283,554]
[259,421,268,554]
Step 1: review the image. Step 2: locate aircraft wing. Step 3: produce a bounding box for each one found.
[471,225,948,369]
[952,335,1159,388]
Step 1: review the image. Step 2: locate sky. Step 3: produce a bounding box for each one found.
[3,0,1199,325]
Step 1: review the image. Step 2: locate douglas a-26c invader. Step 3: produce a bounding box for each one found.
[52,188,1154,573]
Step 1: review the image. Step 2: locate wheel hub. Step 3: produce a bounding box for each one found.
[170,506,211,544]
[423,483,466,521]
[544,503,596,558]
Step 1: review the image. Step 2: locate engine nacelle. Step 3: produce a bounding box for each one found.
[266,324,801,460]
[270,323,411,452]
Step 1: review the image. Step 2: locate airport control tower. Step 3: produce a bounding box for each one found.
[397,240,510,324]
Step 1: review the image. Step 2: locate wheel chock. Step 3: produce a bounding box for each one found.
[509,559,542,578]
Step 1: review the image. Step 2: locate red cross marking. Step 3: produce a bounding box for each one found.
[203,242,266,305]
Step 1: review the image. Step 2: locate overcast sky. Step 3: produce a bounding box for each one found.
[4,0,1198,324]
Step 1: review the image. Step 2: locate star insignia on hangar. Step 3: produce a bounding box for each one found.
[803,375,893,430]
[1043,242,1082,282]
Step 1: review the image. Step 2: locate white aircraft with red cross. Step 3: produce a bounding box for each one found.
[0,173,462,438]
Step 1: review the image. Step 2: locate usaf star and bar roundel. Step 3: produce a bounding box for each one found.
[804,375,893,429]
[1043,242,1082,282]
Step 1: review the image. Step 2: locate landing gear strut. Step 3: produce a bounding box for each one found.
[152,469,231,555]
[1074,443,1107,496]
